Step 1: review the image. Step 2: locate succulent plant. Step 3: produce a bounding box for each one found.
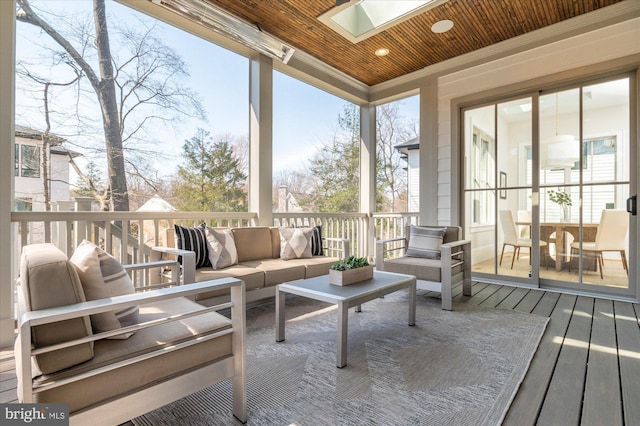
[330,255,369,271]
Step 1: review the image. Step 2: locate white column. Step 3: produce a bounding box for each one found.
[360,104,376,258]
[419,78,439,225]
[0,0,16,348]
[249,54,273,226]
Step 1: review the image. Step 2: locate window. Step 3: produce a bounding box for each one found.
[15,144,40,178]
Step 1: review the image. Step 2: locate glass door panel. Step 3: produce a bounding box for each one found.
[464,105,496,276]
[463,74,635,297]
[570,78,631,290]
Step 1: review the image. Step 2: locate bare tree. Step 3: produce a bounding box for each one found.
[376,102,416,212]
[16,62,82,211]
[17,0,204,211]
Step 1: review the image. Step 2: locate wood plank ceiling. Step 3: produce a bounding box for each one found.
[209,0,624,86]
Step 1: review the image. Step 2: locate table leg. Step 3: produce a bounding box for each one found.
[275,288,285,342]
[337,302,348,368]
[556,225,565,271]
[408,283,416,326]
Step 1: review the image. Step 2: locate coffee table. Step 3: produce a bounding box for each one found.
[275,270,416,368]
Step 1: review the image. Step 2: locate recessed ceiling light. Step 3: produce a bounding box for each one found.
[431,19,454,33]
[375,48,390,57]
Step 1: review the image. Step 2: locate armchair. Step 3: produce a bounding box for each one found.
[376,225,472,310]
[15,243,247,425]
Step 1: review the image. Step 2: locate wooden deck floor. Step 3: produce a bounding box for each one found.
[2,281,639,425]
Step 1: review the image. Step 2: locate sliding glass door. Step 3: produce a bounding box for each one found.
[464,74,635,297]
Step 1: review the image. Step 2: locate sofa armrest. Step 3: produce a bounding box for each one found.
[17,278,246,403]
[151,246,196,285]
[375,237,406,270]
[323,237,351,258]
[124,259,180,290]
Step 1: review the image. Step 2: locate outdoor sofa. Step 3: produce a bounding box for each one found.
[376,225,472,310]
[153,225,350,306]
[15,243,247,425]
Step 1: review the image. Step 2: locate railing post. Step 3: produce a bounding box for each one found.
[74,197,93,249]
[52,201,71,254]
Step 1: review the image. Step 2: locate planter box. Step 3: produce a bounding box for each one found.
[329,265,374,286]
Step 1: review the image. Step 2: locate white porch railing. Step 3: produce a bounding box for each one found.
[9,209,419,318]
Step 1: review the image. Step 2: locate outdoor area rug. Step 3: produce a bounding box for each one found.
[133,290,548,426]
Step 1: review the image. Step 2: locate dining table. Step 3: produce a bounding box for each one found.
[516,221,599,271]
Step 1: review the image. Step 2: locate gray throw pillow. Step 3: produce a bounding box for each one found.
[405,226,446,259]
[205,227,238,270]
[279,227,313,260]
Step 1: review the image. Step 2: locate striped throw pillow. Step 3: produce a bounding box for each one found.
[70,240,139,338]
[405,226,446,259]
[174,223,211,268]
[311,225,323,256]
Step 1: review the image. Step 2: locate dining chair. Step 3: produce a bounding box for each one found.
[569,209,629,279]
[499,210,548,269]
[517,210,532,238]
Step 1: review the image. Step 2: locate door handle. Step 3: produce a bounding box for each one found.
[627,195,637,216]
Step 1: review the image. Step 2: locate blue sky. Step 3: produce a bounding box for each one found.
[15,0,418,178]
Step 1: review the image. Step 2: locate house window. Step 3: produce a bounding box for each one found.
[527,136,617,222]
[15,198,33,211]
[15,144,41,178]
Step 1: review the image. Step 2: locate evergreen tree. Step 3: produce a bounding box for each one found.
[173,129,247,212]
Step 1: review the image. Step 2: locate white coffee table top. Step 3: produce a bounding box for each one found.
[277,270,415,304]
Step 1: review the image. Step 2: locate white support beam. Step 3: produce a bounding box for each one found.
[419,78,439,225]
[360,104,376,258]
[249,54,273,226]
[0,0,16,348]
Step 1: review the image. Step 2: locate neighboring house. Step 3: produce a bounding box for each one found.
[137,194,177,246]
[275,186,303,213]
[14,125,79,212]
[395,137,420,213]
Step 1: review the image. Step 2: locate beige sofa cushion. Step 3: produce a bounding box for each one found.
[19,244,94,375]
[232,227,274,262]
[70,241,139,338]
[194,265,265,300]
[284,256,339,278]
[33,297,233,414]
[241,259,306,286]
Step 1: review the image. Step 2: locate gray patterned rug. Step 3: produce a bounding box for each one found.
[133,291,548,426]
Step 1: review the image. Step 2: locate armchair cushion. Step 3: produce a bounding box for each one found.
[174,223,211,268]
[19,244,94,374]
[406,226,446,259]
[205,227,238,270]
[31,296,233,414]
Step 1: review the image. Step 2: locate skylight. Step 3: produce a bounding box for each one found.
[319,0,449,43]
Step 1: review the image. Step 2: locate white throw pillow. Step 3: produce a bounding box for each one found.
[70,240,138,338]
[205,227,238,270]
[405,226,446,260]
[279,227,313,260]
